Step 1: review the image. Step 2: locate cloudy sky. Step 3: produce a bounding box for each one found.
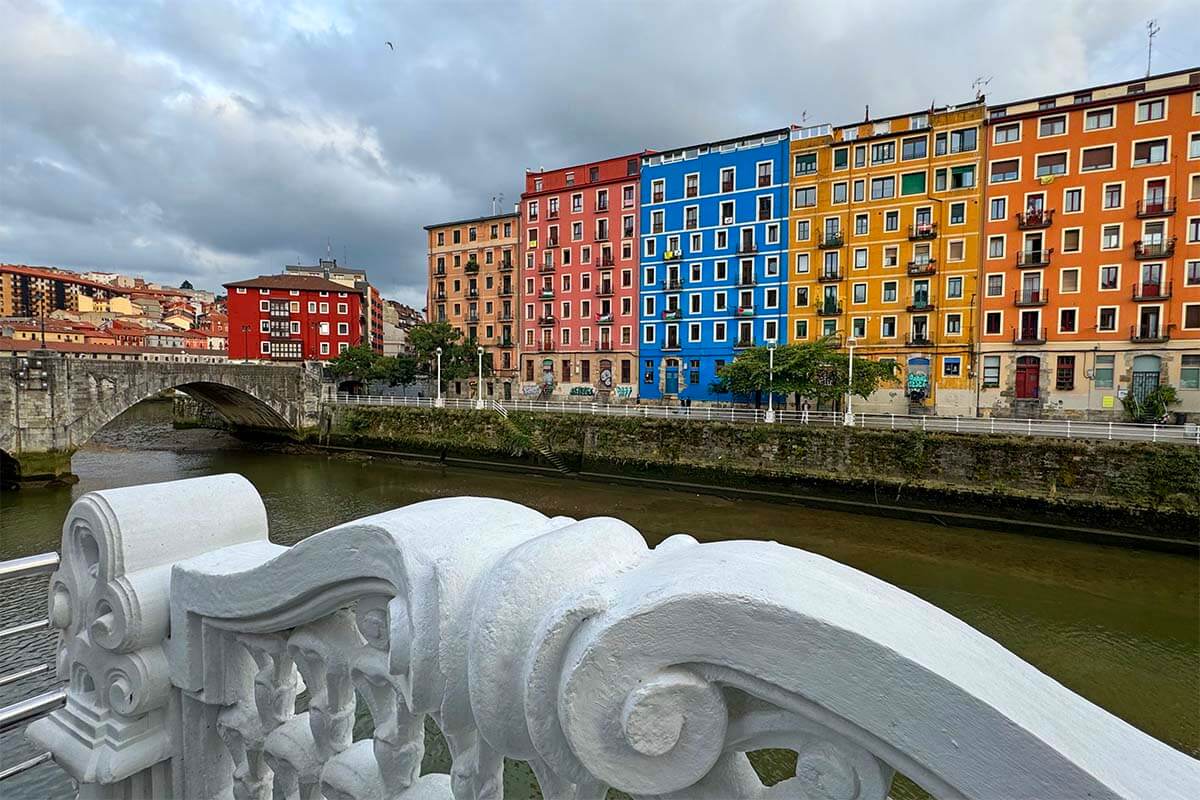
[2,0,1196,306]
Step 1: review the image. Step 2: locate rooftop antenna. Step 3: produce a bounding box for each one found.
[864,104,870,122]
[1145,19,1160,78]
[326,237,332,260]
[972,76,992,101]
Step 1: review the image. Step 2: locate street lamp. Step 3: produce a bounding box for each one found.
[844,336,857,427]
[435,347,444,407]
[475,345,485,410]
[765,341,777,423]
[241,325,251,363]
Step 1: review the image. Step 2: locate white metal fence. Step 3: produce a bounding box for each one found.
[331,393,1200,445]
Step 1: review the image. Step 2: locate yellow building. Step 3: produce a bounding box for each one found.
[788,102,986,414]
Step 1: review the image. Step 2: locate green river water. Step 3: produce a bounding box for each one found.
[1,401,1196,798]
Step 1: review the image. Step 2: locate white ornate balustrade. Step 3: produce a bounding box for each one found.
[26,474,1200,799]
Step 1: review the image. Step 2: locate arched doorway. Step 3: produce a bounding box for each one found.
[1015,356,1040,399]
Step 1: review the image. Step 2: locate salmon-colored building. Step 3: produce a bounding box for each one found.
[425,213,520,398]
[520,154,644,400]
[979,68,1200,419]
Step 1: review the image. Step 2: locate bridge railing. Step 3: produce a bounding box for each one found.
[331,393,1200,445]
[24,475,1200,799]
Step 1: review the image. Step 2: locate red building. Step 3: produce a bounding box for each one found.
[521,153,645,398]
[224,275,365,360]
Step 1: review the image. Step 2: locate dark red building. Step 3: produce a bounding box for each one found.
[224,274,365,360]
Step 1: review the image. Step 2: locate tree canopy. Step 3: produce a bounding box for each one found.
[325,321,492,387]
[714,337,898,402]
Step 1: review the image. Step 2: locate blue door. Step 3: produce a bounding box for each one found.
[665,363,679,394]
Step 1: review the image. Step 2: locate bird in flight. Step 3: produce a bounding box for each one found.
[385,41,394,50]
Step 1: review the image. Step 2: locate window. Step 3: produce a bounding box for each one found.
[832,182,848,203]
[685,173,699,198]
[948,240,964,261]
[794,186,817,207]
[950,128,977,152]
[851,318,866,338]
[1036,152,1067,177]
[947,276,963,298]
[1039,115,1066,136]
[853,249,867,269]
[795,253,810,274]
[994,123,1019,144]
[1188,260,1200,286]
[833,148,848,169]
[1097,307,1117,331]
[1080,146,1114,171]
[884,211,899,232]
[1064,188,1082,213]
[1062,228,1081,252]
[1103,183,1122,209]
[870,177,895,199]
[337,302,348,314]
[984,312,1002,335]
[794,220,810,241]
[1059,308,1077,333]
[337,322,349,335]
[900,172,926,195]
[902,136,927,159]
[854,145,866,168]
[1191,217,1200,244]
[990,159,1019,182]
[1136,98,1165,122]
[1101,226,1121,250]
[794,286,809,306]
[1056,356,1075,390]
[1133,139,1168,165]
[853,283,867,303]
[1181,355,1200,389]
[854,214,868,235]
[950,165,975,188]
[1192,132,1200,159]
[882,281,897,302]
[1084,108,1114,130]
[949,202,965,225]
[881,316,896,338]
[990,197,1007,220]
[943,356,961,376]
[986,274,1004,296]
[794,153,817,176]
[1093,355,1114,389]
[934,168,946,191]
[794,319,808,339]
[883,245,898,266]
[1186,304,1200,329]
[871,141,895,164]
[946,315,962,336]
[1100,265,1119,289]
[988,236,1005,258]
[1060,268,1080,293]
[983,355,1001,388]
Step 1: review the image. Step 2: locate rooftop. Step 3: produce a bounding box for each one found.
[1,264,134,294]
[423,211,519,231]
[223,274,360,293]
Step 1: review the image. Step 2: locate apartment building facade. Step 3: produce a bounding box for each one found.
[520,154,643,400]
[425,213,520,398]
[979,68,1200,418]
[1,265,133,317]
[638,130,791,401]
[286,259,384,352]
[786,102,986,415]
[224,275,364,361]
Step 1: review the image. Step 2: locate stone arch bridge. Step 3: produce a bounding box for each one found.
[1,354,325,481]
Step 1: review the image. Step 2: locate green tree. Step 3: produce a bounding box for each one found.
[405,321,492,389]
[327,344,379,380]
[1122,384,1178,422]
[714,337,897,402]
[373,354,419,387]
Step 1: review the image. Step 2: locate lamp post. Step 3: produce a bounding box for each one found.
[765,342,777,423]
[241,325,250,363]
[475,345,485,410]
[435,347,444,407]
[844,336,857,427]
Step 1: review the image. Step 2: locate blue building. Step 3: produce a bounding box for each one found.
[638,129,791,402]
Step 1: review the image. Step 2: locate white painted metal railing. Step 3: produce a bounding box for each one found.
[23,476,1200,799]
[331,393,1200,445]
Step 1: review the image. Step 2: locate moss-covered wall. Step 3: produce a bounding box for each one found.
[319,406,1200,539]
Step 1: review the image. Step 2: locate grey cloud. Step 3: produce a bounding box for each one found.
[1,0,1195,307]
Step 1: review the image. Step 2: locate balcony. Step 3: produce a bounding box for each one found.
[593,341,615,351]
[736,306,755,317]
[594,284,615,297]
[1012,326,1047,345]
[661,278,684,290]
[598,256,615,267]
[1130,323,1171,343]
[499,260,514,271]
[1015,248,1053,268]
[596,201,609,212]
[736,242,758,255]
[818,232,845,249]
[466,289,479,299]
[651,224,665,234]
[595,313,614,324]
[538,315,556,326]
[662,340,682,351]
[547,238,559,248]
[465,313,479,323]
[816,303,843,317]
[538,288,555,299]
[736,276,757,287]
[733,337,754,348]
[434,267,446,277]
[1132,281,1172,301]
[1136,197,1176,218]
[817,270,843,283]
[433,290,447,301]
[905,332,933,347]
[623,227,635,238]
[499,311,514,321]
[906,260,937,277]
[908,222,938,241]
[1017,209,1054,229]
[664,250,682,261]
[498,286,514,297]
[538,263,556,273]
[1013,289,1049,307]
[661,310,682,321]
[499,338,515,348]
[547,209,559,220]
[464,261,480,273]
[721,178,735,193]
[905,300,935,313]
[1133,239,1176,260]
[596,231,610,242]
[537,340,556,352]
[652,191,664,203]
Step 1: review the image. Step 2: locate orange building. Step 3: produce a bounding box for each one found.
[979,68,1200,419]
[425,212,520,399]
[787,101,986,415]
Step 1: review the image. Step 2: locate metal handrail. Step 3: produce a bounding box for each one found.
[0,752,54,782]
[0,688,66,734]
[0,552,59,580]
